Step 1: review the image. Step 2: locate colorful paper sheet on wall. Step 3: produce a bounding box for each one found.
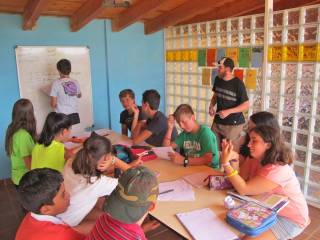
[239,48,251,67]
[166,51,174,62]
[233,69,244,81]
[268,46,283,61]
[202,68,211,86]
[301,45,317,61]
[283,45,299,62]
[246,69,257,90]
[174,50,182,62]
[217,48,226,61]
[189,50,198,62]
[226,48,239,66]
[211,68,218,86]
[252,47,263,67]
[182,50,190,61]
[207,48,216,67]
[198,49,207,66]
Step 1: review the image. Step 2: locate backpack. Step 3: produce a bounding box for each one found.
[62,81,78,96]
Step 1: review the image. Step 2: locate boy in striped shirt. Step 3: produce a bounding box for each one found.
[86,166,159,240]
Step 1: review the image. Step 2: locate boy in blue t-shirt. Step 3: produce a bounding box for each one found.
[163,104,219,169]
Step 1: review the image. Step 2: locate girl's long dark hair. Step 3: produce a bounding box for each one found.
[72,132,112,184]
[250,126,293,166]
[38,112,72,147]
[5,99,37,156]
[240,111,280,157]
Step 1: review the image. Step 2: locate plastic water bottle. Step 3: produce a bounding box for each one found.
[224,195,236,209]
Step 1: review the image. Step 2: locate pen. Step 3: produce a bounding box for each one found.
[159,189,174,195]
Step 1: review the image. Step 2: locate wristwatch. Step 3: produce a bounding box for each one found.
[183,157,189,167]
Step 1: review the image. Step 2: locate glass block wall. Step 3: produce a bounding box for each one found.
[165,5,320,207]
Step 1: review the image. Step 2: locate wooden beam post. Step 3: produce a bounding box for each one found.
[23,0,50,30]
[112,0,172,32]
[71,0,104,32]
[144,0,234,34]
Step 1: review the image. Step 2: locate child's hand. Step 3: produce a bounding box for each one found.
[221,139,234,164]
[97,156,113,172]
[167,114,175,129]
[168,152,184,165]
[131,104,140,116]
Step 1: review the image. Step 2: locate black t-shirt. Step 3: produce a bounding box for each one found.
[120,106,146,131]
[146,111,177,147]
[212,76,249,125]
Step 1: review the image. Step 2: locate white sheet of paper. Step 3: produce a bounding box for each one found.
[158,179,195,201]
[151,146,175,160]
[183,171,211,188]
[176,208,238,240]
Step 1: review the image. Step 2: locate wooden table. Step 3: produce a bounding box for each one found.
[107,131,241,239]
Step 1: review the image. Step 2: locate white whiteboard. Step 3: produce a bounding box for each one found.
[15,46,94,134]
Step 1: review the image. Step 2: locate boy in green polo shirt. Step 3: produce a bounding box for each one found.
[163,104,219,169]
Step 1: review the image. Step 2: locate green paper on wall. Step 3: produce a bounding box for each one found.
[198,49,207,66]
[239,48,251,67]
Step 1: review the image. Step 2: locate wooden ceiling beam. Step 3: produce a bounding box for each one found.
[144,0,234,35]
[112,0,172,32]
[23,0,50,30]
[71,0,104,32]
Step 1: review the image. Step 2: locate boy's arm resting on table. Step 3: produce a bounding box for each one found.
[162,126,177,148]
[169,152,212,166]
[131,120,152,145]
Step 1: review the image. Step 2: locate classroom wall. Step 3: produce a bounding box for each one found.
[0,13,164,180]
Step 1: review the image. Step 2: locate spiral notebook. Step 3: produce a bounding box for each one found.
[176,208,239,240]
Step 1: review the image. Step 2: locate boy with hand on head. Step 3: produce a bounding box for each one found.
[131,89,177,146]
[15,168,86,240]
[163,104,220,169]
[50,59,81,125]
[86,166,159,240]
[119,89,147,136]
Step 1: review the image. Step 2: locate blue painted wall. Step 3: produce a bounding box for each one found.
[0,13,164,180]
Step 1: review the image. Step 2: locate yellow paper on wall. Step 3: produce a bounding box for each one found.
[174,50,182,61]
[182,50,190,61]
[283,45,299,62]
[189,50,198,61]
[226,48,239,66]
[166,51,174,62]
[268,46,283,61]
[300,44,317,61]
[202,68,211,86]
[246,69,257,90]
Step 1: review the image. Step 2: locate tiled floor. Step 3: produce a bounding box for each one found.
[0,179,319,240]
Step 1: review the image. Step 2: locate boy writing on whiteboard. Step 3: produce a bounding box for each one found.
[50,59,81,125]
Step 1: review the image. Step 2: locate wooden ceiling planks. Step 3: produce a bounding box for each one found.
[0,0,319,32]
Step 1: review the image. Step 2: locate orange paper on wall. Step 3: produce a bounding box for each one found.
[206,48,217,67]
[174,50,182,61]
[268,46,283,61]
[226,48,239,66]
[182,50,190,61]
[233,69,244,81]
[283,45,299,62]
[189,50,198,61]
[166,51,174,62]
[202,68,211,86]
[300,45,317,61]
[246,69,257,90]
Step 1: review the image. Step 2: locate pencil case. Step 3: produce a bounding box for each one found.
[226,201,277,236]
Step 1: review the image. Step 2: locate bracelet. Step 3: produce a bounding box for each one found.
[222,162,231,168]
[226,170,238,178]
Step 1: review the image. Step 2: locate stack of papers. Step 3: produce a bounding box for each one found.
[176,208,238,240]
[158,179,195,201]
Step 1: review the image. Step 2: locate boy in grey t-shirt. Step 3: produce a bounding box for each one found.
[50,59,81,124]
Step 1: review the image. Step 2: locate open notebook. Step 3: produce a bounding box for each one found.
[176,208,239,240]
